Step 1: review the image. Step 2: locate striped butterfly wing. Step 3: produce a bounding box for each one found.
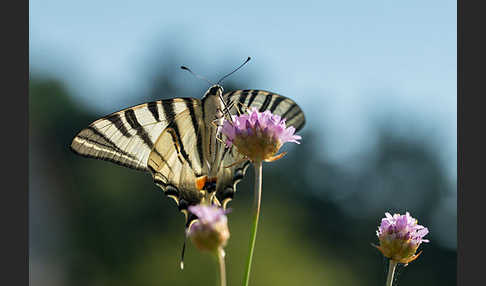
[71,98,195,171]
[224,89,306,132]
[214,146,251,209]
[213,89,306,209]
[147,100,210,225]
[71,88,305,225]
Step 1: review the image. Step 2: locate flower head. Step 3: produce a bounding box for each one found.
[374,212,429,265]
[186,205,230,253]
[220,108,301,162]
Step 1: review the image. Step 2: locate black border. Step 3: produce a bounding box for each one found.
[458,0,484,285]
[2,0,28,284]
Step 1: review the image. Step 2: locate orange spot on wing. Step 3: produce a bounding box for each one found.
[195,176,218,191]
[195,176,208,190]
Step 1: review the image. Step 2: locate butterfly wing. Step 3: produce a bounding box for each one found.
[214,146,251,209]
[147,99,209,225]
[70,98,197,171]
[71,89,305,220]
[224,89,306,132]
[214,89,306,208]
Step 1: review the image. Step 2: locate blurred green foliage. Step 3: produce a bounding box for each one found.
[29,65,456,286]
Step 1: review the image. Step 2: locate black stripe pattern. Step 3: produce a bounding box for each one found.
[86,126,135,158]
[184,98,204,170]
[269,96,285,113]
[147,101,160,122]
[124,109,154,148]
[223,89,305,132]
[106,113,132,137]
[238,90,250,110]
[247,90,259,108]
[258,93,273,112]
[162,100,193,169]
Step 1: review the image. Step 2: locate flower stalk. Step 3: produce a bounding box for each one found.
[243,161,263,286]
[386,260,398,286]
[217,248,227,286]
[219,107,302,286]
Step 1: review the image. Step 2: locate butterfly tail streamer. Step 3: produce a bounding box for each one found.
[180,234,187,270]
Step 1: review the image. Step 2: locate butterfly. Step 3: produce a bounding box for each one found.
[70,60,306,228]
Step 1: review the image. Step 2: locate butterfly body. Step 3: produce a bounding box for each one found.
[71,84,305,226]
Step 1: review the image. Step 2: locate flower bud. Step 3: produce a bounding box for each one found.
[373,212,429,265]
[186,205,230,253]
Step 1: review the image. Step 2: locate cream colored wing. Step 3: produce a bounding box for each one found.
[70,98,198,171]
[224,89,306,132]
[147,105,208,225]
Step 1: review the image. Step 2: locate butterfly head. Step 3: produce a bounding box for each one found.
[202,84,224,99]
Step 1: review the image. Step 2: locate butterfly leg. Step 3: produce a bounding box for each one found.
[222,101,236,119]
[218,93,233,119]
[211,116,230,145]
[224,99,244,116]
[235,101,250,115]
[216,105,236,124]
[215,134,227,145]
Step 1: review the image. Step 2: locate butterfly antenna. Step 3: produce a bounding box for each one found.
[180,66,213,85]
[217,56,251,84]
[180,236,187,270]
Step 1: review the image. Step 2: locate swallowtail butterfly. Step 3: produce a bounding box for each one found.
[70,60,306,228]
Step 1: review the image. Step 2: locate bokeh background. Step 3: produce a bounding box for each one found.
[29,1,456,285]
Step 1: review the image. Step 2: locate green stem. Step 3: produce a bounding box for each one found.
[217,248,227,286]
[386,260,398,286]
[243,161,263,286]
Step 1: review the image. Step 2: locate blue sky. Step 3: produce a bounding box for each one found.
[30,0,456,175]
[30,0,456,248]
[30,1,456,175]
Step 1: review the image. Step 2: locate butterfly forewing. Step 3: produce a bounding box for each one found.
[210,89,306,209]
[71,98,193,171]
[224,89,306,132]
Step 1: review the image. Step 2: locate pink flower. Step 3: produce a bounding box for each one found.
[186,205,230,253]
[220,108,301,162]
[374,212,429,265]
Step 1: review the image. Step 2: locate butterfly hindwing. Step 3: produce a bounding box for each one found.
[214,146,251,209]
[147,99,210,223]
